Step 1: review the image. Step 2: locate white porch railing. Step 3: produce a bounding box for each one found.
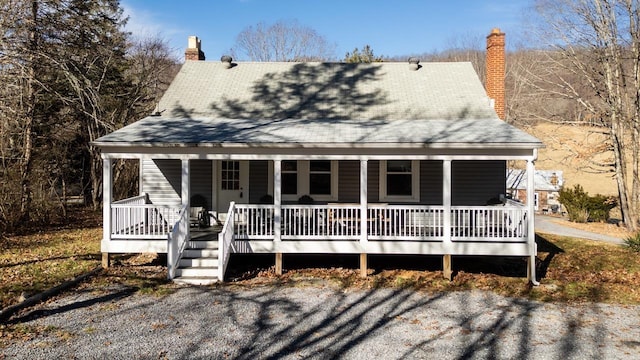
[368,204,445,239]
[112,193,148,206]
[451,205,528,241]
[233,204,275,239]
[218,201,236,281]
[111,194,182,239]
[233,203,528,242]
[167,204,189,280]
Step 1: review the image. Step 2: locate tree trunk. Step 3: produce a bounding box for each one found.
[18,0,39,223]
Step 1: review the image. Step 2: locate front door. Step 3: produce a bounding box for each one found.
[217,160,249,219]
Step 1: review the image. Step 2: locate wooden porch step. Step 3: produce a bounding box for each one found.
[179,257,219,268]
[175,266,218,278]
[183,248,219,258]
[173,276,219,286]
[187,240,219,249]
[173,239,220,284]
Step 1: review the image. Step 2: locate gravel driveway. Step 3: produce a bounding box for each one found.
[3,285,639,359]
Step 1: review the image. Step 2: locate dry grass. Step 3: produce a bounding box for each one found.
[226,235,640,304]
[550,218,634,239]
[529,123,621,196]
[0,228,102,310]
[228,234,640,304]
[533,234,640,303]
[2,225,639,324]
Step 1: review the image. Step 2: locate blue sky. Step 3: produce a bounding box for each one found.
[121,0,531,61]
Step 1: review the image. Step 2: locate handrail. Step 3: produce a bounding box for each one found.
[112,193,148,205]
[167,204,189,280]
[218,201,236,281]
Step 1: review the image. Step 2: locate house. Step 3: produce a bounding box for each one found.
[507,169,563,214]
[93,29,543,285]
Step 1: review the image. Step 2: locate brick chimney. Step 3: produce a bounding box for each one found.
[185,36,205,61]
[486,28,505,120]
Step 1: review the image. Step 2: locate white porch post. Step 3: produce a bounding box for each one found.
[211,160,218,215]
[274,160,283,275]
[527,158,539,285]
[442,159,453,280]
[102,157,112,268]
[360,159,368,277]
[181,159,190,242]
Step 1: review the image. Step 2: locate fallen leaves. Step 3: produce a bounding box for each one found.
[0,228,101,309]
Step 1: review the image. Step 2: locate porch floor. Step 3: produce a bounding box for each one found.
[190,226,221,242]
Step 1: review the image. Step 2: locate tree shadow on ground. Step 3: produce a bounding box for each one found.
[6,287,136,325]
[173,284,614,359]
[535,233,564,279]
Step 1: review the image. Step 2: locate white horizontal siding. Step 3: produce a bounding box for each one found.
[142,159,181,205]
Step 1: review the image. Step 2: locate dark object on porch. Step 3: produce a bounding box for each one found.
[259,194,274,204]
[298,195,314,204]
[190,194,210,227]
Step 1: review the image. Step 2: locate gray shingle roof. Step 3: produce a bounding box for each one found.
[158,61,497,121]
[95,61,543,149]
[95,117,542,147]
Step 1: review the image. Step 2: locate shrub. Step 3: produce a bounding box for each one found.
[558,184,616,223]
[624,233,640,252]
[587,194,617,222]
[558,185,590,222]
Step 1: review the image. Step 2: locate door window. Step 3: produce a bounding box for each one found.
[221,161,240,190]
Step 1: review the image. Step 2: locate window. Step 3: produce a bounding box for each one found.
[221,161,240,190]
[380,160,419,202]
[278,160,338,201]
[309,160,331,195]
[282,160,298,195]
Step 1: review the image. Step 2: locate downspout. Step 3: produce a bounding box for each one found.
[527,150,540,286]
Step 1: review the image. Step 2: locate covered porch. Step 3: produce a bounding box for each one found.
[100,150,539,284]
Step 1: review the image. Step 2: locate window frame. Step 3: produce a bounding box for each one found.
[221,160,240,191]
[379,160,420,202]
[281,160,338,202]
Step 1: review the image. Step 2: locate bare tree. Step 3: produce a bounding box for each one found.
[0,0,178,232]
[231,20,335,61]
[531,0,640,230]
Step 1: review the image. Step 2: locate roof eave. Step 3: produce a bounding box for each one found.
[92,141,544,150]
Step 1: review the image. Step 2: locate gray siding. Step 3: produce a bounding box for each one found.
[249,161,269,203]
[420,160,443,205]
[367,160,380,203]
[142,159,181,205]
[142,159,214,207]
[190,160,212,209]
[338,161,360,203]
[452,160,506,205]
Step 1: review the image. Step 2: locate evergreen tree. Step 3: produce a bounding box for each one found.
[344,45,383,63]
